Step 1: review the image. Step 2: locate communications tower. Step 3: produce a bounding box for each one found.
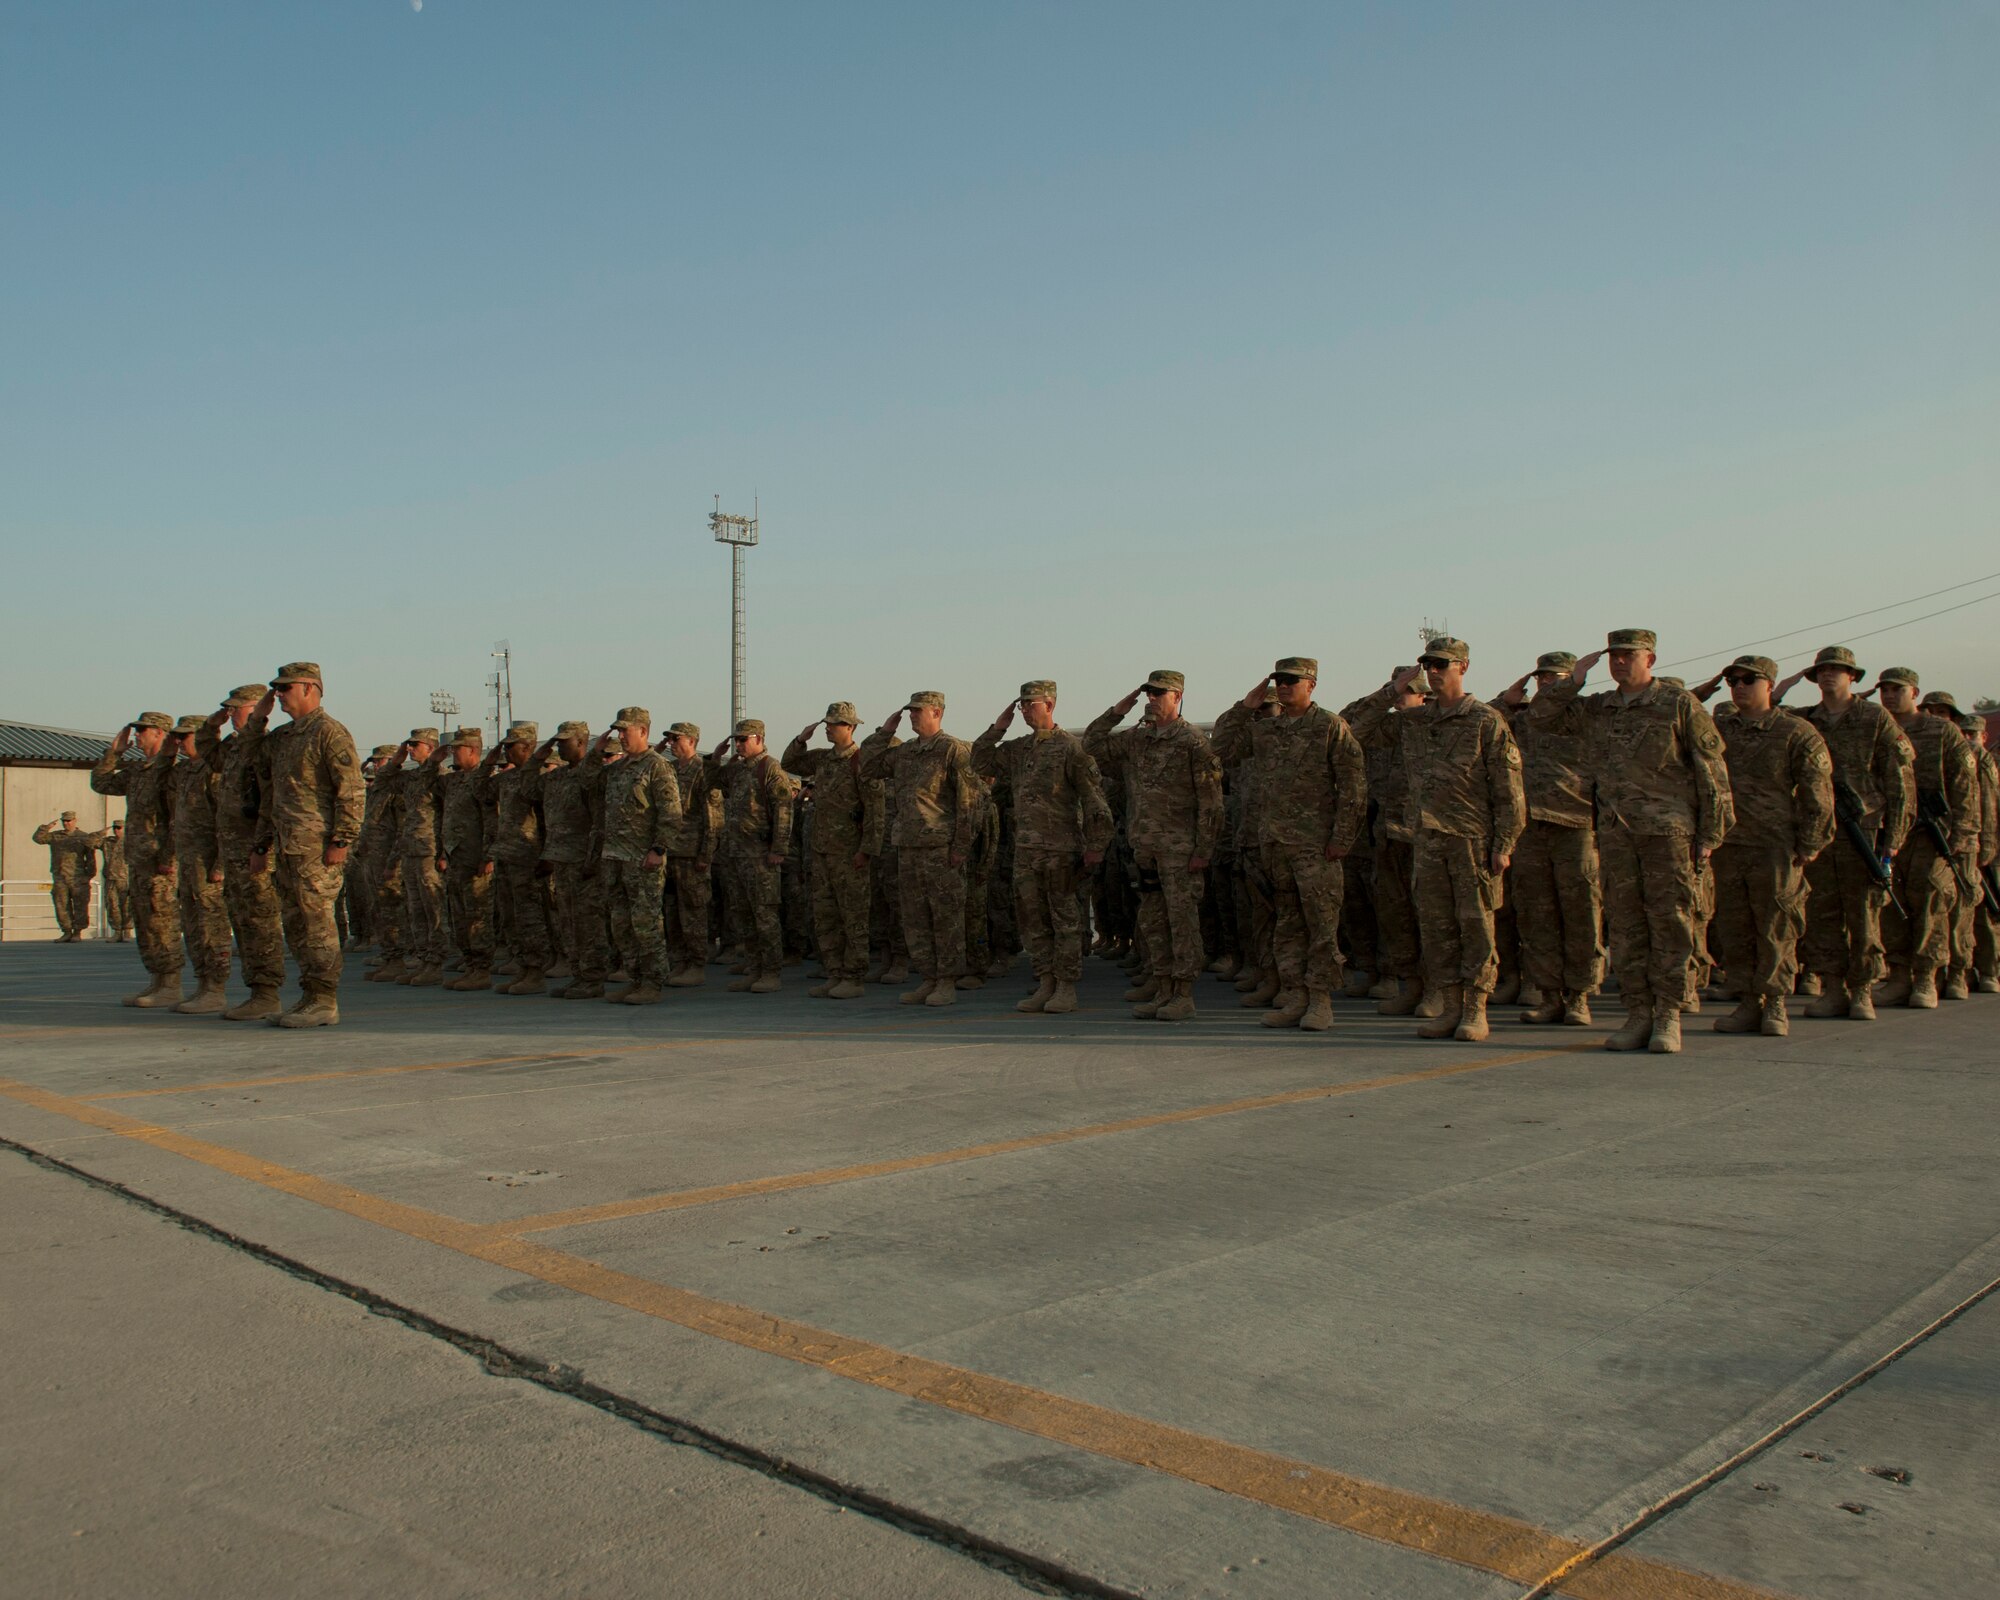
[710,497,758,729]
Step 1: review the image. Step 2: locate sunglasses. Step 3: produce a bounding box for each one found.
[1142,685,1171,697]
[1724,674,1761,688]
[1418,658,1448,670]
[1271,674,1302,687]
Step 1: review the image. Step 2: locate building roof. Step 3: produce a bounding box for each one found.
[0,718,116,764]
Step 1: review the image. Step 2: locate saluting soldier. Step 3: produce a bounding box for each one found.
[593,707,683,1005]
[435,728,495,990]
[784,703,885,1000]
[100,820,132,940]
[91,711,184,1006]
[1875,668,1977,1009]
[716,719,795,994]
[31,811,107,942]
[204,685,286,1020]
[166,713,232,1015]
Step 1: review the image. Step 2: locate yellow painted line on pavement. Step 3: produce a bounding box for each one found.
[494,1044,1597,1238]
[0,1072,1788,1600]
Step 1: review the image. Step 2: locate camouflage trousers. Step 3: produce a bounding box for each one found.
[1710,844,1808,1001]
[1372,837,1422,980]
[51,874,90,936]
[367,855,404,957]
[495,860,553,971]
[1133,847,1205,983]
[1237,852,1275,978]
[104,877,131,935]
[275,852,346,999]
[1014,847,1087,982]
[175,851,231,984]
[127,849,182,977]
[665,856,712,973]
[1261,843,1347,993]
[1411,833,1502,994]
[1800,843,1886,990]
[1599,828,1699,1010]
[1339,852,1376,978]
[341,858,373,944]
[603,858,667,984]
[445,859,493,963]
[1882,832,1958,979]
[898,845,966,980]
[222,853,285,990]
[400,854,446,967]
[721,855,783,974]
[1947,854,1981,981]
[1975,894,1998,982]
[550,862,607,983]
[1510,820,1603,997]
[1690,858,1716,987]
[811,850,871,981]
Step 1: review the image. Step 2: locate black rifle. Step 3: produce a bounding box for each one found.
[1831,777,1893,894]
[1916,788,1983,902]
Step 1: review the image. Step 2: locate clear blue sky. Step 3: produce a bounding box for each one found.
[6,2,1995,743]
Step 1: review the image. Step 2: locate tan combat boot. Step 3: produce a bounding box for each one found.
[1232,967,1263,993]
[1412,985,1446,1020]
[1516,985,1544,1010]
[955,973,985,990]
[1454,991,1490,1042]
[1977,974,2000,994]
[502,968,546,995]
[1908,970,1939,1009]
[560,981,606,1000]
[448,966,493,991]
[1017,976,1055,1014]
[273,995,339,1028]
[1847,983,1876,1021]
[924,978,957,1007]
[366,956,408,984]
[1043,980,1079,1014]
[1713,997,1763,1034]
[1942,971,1970,1001]
[727,970,759,992]
[131,974,185,1009]
[618,982,663,1005]
[1491,975,1521,1006]
[1298,989,1335,1032]
[667,966,706,987]
[546,958,571,980]
[1239,976,1279,1009]
[222,986,283,1021]
[1416,985,1463,1039]
[1123,976,1159,1003]
[1260,988,1307,1028]
[1560,992,1593,1027]
[1873,967,1912,1007]
[173,980,229,1016]
[1519,995,1565,1024]
[1155,980,1196,1022]
[881,959,910,983]
[1377,978,1423,1017]
[1804,981,1849,1018]
[409,963,447,988]
[1342,969,1374,999]
[1212,954,1241,981]
[1604,1002,1653,1051]
[1648,1003,1683,1054]
[1794,972,1822,998]
[899,976,936,1005]
[808,978,836,997]
[749,972,782,994]
[827,979,866,999]
[1760,996,1789,1036]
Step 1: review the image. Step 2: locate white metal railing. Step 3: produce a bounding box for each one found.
[0,878,109,941]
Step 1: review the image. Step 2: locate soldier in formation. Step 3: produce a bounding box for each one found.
[860,693,975,1007]
[784,704,883,999]
[100,820,131,939]
[32,810,108,941]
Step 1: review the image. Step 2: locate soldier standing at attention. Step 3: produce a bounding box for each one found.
[250,663,364,1028]
[1087,672,1224,1023]
[662,722,722,985]
[486,722,556,995]
[973,681,1114,1016]
[435,728,495,991]
[594,707,682,1005]
[1772,647,1911,1020]
[356,746,405,972]
[1389,639,1525,1044]
[860,692,977,1007]
[1212,657,1367,1033]
[1698,656,1833,1038]
[31,810,106,942]
[1530,630,1733,1054]
[529,722,608,1000]
[100,820,131,940]
[784,704,884,1000]
[202,686,286,1020]
[92,711,184,1006]
[1342,673,1430,1017]
[1497,652,1604,1027]
[1869,670,1978,1008]
[1917,694,1990,1001]
[387,729,450,988]
[1954,710,1999,994]
[717,719,794,994]
[166,713,232,1015]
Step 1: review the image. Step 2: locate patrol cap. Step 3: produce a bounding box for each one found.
[503,722,538,745]
[1728,654,1780,683]
[223,683,265,708]
[172,714,204,735]
[906,690,946,710]
[1920,690,1958,711]
[1274,657,1318,679]
[610,706,651,729]
[1606,628,1657,652]
[370,742,402,760]
[111,819,123,829]
[60,810,76,821]
[555,719,591,741]
[667,721,700,743]
[132,711,174,732]
[823,701,860,726]
[1957,712,1985,737]
[1143,670,1185,693]
[1810,645,1865,681]
[450,726,483,749]
[1878,666,1920,689]
[408,727,441,746]
[270,661,322,687]
[734,718,766,738]
[1535,651,1578,675]
[1018,680,1058,703]
[1419,637,1469,667]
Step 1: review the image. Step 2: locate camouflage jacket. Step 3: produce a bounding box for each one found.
[388,758,444,858]
[966,773,1001,874]
[254,708,365,857]
[717,752,795,856]
[1340,692,1421,846]
[1973,746,1999,869]
[1714,708,1834,857]
[169,750,223,870]
[668,753,723,860]
[782,738,886,856]
[859,730,976,853]
[32,823,105,881]
[434,767,488,860]
[530,757,597,865]
[1395,695,1526,853]
[484,759,553,868]
[195,715,269,857]
[1895,714,1980,855]
[969,726,1113,855]
[1788,699,1913,850]
[1529,679,1733,845]
[357,778,396,860]
[91,748,176,861]
[1501,698,1593,829]
[597,748,682,862]
[1212,701,1367,856]
[1084,712,1224,859]
[99,834,126,885]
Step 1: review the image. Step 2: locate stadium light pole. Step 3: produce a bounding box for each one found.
[709,497,758,729]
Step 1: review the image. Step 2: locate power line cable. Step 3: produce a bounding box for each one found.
[1768,586,2000,665]
[1659,568,2000,668]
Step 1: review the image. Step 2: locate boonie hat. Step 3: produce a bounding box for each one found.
[823,701,860,726]
[1810,645,1865,681]
[1920,690,1958,711]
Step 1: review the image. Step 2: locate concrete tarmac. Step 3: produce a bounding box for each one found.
[2,940,1995,1599]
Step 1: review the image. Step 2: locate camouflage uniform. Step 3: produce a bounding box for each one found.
[1504,652,1604,1012]
[860,694,976,993]
[1882,672,1978,1001]
[31,815,106,938]
[1708,658,1834,1028]
[596,707,683,998]
[207,689,286,1011]
[430,730,493,980]
[1958,712,1999,991]
[532,724,607,993]
[971,684,1113,998]
[783,705,885,991]
[355,750,403,959]
[717,720,795,984]
[381,732,447,977]
[664,724,722,980]
[100,829,131,938]
[485,723,556,982]
[1530,631,1732,1050]
[252,666,365,1015]
[1923,698,1995,996]
[91,715,184,992]
[1342,683,1426,1010]
[168,716,232,999]
[1213,659,1367,1024]
[868,780,910,979]
[1086,673,1225,1004]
